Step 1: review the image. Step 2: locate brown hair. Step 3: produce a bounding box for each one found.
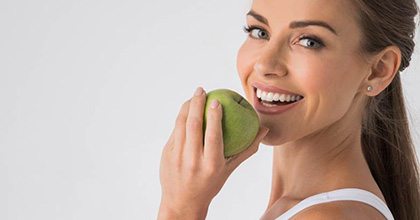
[354,0,420,219]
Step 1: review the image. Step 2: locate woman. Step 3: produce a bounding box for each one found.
[158,0,420,219]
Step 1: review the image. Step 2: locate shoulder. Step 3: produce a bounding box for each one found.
[290,201,386,220]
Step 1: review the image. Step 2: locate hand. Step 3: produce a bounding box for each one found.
[158,87,269,219]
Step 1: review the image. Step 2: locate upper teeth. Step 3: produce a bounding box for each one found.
[256,88,303,102]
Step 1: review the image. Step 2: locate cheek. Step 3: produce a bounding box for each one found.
[289,54,333,94]
[296,55,362,120]
[236,41,257,79]
[236,42,259,101]
[292,52,359,94]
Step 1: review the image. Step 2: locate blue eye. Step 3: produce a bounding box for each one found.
[243,25,269,40]
[297,35,325,49]
[243,25,325,50]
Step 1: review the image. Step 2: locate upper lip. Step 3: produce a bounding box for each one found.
[252,82,304,97]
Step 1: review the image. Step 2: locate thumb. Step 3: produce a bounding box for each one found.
[226,126,269,172]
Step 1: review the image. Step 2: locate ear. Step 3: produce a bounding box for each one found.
[364,45,402,96]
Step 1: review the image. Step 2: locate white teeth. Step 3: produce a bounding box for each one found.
[273,93,280,101]
[284,95,288,102]
[261,91,267,99]
[277,94,283,102]
[266,92,274,101]
[256,88,303,103]
[290,96,295,102]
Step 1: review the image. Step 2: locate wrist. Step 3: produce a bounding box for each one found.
[157,201,209,220]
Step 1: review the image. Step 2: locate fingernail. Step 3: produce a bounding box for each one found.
[194,87,204,96]
[211,100,219,109]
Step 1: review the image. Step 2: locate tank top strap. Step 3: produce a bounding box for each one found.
[272,188,394,220]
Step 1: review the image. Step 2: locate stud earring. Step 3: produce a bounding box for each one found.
[367,85,373,91]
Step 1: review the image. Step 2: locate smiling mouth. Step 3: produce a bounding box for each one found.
[254,87,304,106]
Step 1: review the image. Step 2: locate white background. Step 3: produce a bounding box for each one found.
[1,0,419,219]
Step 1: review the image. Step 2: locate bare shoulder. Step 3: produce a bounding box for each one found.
[290,201,386,220]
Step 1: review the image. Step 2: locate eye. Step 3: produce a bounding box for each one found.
[243,25,269,40]
[297,35,325,49]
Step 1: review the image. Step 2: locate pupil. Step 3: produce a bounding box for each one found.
[308,41,314,47]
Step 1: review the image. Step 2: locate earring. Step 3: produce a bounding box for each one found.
[367,85,373,91]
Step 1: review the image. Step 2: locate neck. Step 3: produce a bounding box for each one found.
[267,108,375,208]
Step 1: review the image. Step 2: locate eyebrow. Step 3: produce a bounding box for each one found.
[246,10,338,36]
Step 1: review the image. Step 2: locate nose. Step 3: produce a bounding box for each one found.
[253,42,288,78]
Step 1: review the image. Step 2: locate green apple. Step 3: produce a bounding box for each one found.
[203,89,260,158]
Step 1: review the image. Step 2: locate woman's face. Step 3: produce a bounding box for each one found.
[237,0,371,145]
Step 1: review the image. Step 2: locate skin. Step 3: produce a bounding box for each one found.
[237,0,401,219]
[158,0,401,219]
[158,87,269,219]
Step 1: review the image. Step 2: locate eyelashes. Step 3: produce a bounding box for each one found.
[242,25,254,33]
[243,25,269,40]
[242,25,325,49]
[299,34,325,49]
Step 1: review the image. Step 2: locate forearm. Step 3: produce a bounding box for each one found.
[157,202,209,220]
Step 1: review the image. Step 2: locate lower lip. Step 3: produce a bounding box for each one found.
[253,92,303,115]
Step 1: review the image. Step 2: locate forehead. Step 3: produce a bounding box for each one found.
[250,0,360,36]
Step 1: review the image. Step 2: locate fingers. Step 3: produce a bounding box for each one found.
[203,100,224,162]
[226,126,269,172]
[184,87,207,160]
[170,99,190,155]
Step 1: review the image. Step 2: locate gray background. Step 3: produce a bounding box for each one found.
[1,0,419,219]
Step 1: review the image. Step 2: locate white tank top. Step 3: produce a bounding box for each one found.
[260,188,394,220]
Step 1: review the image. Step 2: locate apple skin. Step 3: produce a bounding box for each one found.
[203,89,260,158]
